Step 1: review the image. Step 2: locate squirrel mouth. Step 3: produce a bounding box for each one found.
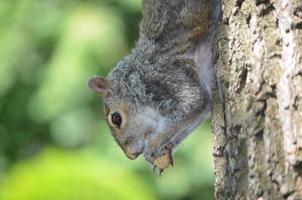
[125,145,145,160]
[126,152,142,160]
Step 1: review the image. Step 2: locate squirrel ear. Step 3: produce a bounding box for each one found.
[87,76,111,96]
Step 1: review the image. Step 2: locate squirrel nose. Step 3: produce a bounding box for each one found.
[126,152,141,160]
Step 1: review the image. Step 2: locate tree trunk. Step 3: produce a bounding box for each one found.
[212,0,302,199]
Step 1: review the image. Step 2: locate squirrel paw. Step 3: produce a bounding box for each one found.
[144,140,174,174]
[145,146,174,175]
[143,141,169,161]
[154,149,173,169]
[143,140,163,164]
[152,149,173,176]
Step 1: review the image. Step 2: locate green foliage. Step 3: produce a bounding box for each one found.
[0,148,156,200]
[0,0,215,199]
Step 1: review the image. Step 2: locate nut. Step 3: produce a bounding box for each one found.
[154,152,170,170]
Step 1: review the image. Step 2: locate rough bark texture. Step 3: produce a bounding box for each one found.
[212,0,302,199]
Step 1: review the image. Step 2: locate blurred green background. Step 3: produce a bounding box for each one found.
[0,0,214,200]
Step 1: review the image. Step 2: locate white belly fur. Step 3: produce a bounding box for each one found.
[185,36,215,98]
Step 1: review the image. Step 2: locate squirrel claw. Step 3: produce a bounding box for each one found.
[152,164,156,172]
[151,164,164,176]
[159,168,164,176]
[164,148,174,167]
[169,157,174,167]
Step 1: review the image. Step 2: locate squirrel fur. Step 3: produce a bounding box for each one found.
[88,0,218,172]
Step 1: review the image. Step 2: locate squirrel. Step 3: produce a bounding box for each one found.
[88,0,218,174]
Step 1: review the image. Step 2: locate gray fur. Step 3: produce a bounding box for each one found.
[88,0,216,167]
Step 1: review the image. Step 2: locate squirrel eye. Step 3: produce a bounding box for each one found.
[111,112,122,128]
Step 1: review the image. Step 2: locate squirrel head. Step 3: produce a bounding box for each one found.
[88,76,160,160]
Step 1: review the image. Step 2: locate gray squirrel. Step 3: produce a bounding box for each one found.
[88,0,217,173]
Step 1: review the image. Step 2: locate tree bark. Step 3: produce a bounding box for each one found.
[212,0,302,199]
